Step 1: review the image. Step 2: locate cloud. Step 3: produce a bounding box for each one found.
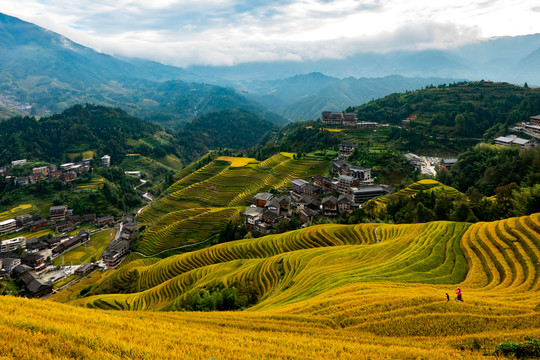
[1,0,539,67]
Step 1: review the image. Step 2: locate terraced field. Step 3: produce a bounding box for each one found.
[373,179,462,208]
[134,153,329,255]
[12,213,540,359]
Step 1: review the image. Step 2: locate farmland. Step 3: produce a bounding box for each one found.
[134,153,330,255]
[14,212,540,359]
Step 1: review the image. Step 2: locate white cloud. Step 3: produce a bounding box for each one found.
[2,0,539,66]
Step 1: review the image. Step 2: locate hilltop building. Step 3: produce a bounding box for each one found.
[321,111,357,126]
[101,155,111,167]
[494,135,534,148]
[0,219,17,235]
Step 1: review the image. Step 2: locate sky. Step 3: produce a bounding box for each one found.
[3,0,540,67]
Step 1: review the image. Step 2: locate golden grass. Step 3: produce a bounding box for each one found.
[0,203,33,222]
[216,156,257,167]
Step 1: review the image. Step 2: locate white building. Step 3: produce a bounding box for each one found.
[0,236,26,253]
[0,219,17,235]
[101,155,111,167]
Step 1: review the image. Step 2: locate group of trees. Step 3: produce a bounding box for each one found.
[172,284,259,312]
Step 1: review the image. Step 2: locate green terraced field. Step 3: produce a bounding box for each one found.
[135,153,330,256]
[69,213,540,314]
[373,179,461,207]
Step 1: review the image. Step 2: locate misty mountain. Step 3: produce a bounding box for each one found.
[187,35,540,85]
[0,13,287,127]
[241,73,461,121]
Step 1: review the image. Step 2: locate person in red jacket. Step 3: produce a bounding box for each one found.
[455,287,463,302]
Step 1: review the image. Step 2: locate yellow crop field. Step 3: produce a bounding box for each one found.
[8,213,540,359]
[216,156,257,167]
[0,203,33,221]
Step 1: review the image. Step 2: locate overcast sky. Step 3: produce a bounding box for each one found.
[3,0,540,67]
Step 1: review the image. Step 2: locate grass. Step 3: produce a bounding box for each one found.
[52,229,114,266]
[372,179,462,208]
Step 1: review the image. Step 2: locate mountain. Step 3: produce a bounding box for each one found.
[175,109,278,162]
[243,74,461,121]
[187,34,540,85]
[0,13,287,127]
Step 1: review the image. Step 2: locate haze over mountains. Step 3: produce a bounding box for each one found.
[1,12,539,125]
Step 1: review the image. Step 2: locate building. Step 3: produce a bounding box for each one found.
[101,155,111,167]
[15,176,29,186]
[50,205,68,221]
[338,175,360,194]
[530,115,540,125]
[338,142,357,157]
[29,219,48,232]
[357,121,379,129]
[494,135,534,148]
[244,207,264,228]
[439,159,458,170]
[321,111,344,125]
[0,219,17,235]
[0,236,26,253]
[83,214,97,223]
[16,214,35,229]
[338,194,354,212]
[313,175,334,192]
[1,258,21,275]
[253,193,273,208]
[348,166,372,183]
[74,263,95,276]
[103,240,130,267]
[96,216,114,226]
[264,198,281,215]
[262,210,281,225]
[20,253,46,270]
[350,186,385,203]
[55,222,74,233]
[291,179,309,195]
[60,171,77,182]
[296,196,320,211]
[32,166,49,175]
[303,184,322,196]
[277,195,291,213]
[11,159,26,167]
[20,272,53,297]
[343,113,357,126]
[321,196,338,216]
[299,208,318,223]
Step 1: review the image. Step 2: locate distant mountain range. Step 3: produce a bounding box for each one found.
[1,12,539,124]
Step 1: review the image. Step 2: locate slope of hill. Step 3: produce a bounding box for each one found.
[131,153,329,257]
[351,81,540,143]
[0,13,286,128]
[0,104,178,165]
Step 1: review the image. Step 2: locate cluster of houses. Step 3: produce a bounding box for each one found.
[494,135,535,148]
[321,111,388,130]
[0,154,112,186]
[0,205,113,238]
[244,158,391,234]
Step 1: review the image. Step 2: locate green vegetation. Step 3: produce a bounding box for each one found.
[175,109,277,163]
[351,81,540,142]
[52,229,113,266]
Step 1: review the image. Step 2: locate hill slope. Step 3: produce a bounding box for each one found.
[0,13,287,127]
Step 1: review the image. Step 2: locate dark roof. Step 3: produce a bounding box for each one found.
[27,278,53,294]
[303,184,320,192]
[21,252,45,262]
[253,193,273,201]
[339,142,357,147]
[299,208,318,217]
[12,264,32,277]
[351,186,384,194]
[265,198,280,209]
[112,240,130,251]
[262,210,280,221]
[322,196,338,205]
[338,194,353,204]
[50,205,68,211]
[277,195,291,204]
[20,271,36,285]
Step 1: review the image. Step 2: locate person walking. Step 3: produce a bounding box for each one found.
[455,287,463,302]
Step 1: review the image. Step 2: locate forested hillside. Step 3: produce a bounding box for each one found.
[0,104,180,165]
[351,81,540,140]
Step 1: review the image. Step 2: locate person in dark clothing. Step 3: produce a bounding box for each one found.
[446,293,450,302]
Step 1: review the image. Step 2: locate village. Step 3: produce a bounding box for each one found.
[0,153,141,298]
